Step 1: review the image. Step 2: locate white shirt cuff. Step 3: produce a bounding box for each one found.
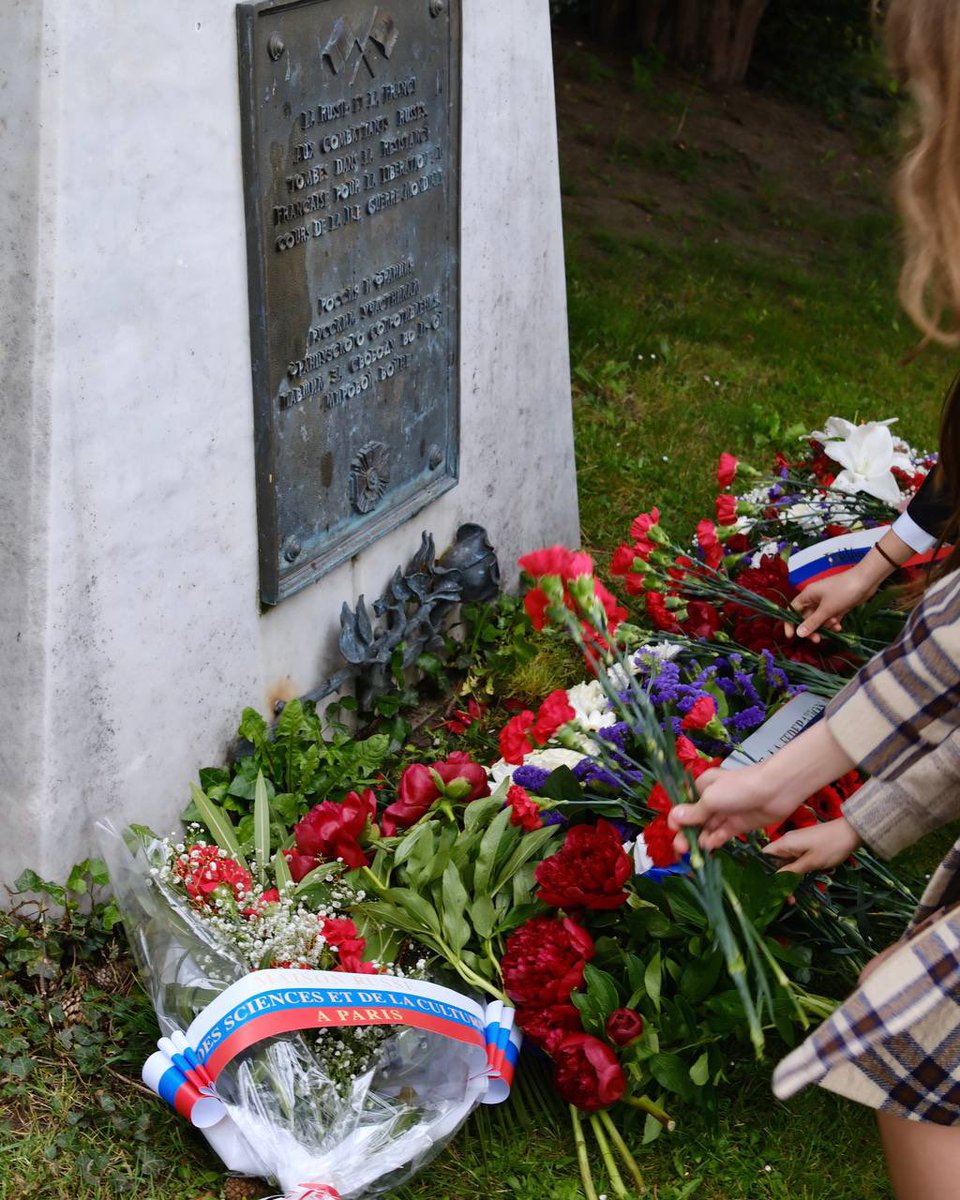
[891,510,939,554]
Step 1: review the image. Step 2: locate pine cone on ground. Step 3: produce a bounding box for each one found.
[222,1177,267,1200]
[58,985,87,1027]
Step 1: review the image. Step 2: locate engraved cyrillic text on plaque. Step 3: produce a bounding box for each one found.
[237,0,461,604]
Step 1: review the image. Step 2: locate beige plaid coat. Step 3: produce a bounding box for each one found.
[774,568,960,1122]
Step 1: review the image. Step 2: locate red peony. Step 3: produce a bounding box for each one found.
[715,493,738,526]
[552,1032,626,1111]
[642,815,681,867]
[681,695,717,731]
[501,916,595,1007]
[293,789,377,870]
[507,784,543,831]
[716,452,739,487]
[517,1003,583,1053]
[605,1008,645,1047]
[532,689,576,744]
[535,820,632,910]
[381,752,489,836]
[500,709,536,765]
[283,849,320,883]
[174,845,253,907]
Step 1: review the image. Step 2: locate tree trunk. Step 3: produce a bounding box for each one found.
[590,0,631,42]
[634,0,665,49]
[673,0,701,65]
[726,0,768,85]
[705,0,732,83]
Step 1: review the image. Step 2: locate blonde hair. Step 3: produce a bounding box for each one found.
[887,0,960,346]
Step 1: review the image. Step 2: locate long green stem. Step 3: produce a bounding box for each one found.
[571,1105,600,1200]
[590,1114,629,1199]
[621,1094,676,1132]
[599,1110,646,1196]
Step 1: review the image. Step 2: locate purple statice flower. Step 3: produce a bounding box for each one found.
[511,764,552,793]
[733,670,761,707]
[606,818,640,843]
[728,704,768,734]
[573,757,644,791]
[716,677,740,697]
[760,649,788,691]
[597,722,628,751]
[541,809,568,828]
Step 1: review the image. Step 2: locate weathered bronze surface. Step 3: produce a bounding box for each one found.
[237,0,461,604]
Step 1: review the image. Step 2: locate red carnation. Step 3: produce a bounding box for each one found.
[507,784,543,831]
[381,752,489,836]
[517,1003,583,1053]
[696,519,723,569]
[174,845,253,908]
[681,600,720,640]
[502,916,595,1007]
[519,545,594,582]
[681,695,717,731]
[593,579,628,634]
[716,452,738,488]
[610,544,637,576]
[715,493,738,526]
[535,820,632,910]
[674,736,700,767]
[646,782,672,815]
[500,710,536,765]
[642,815,681,867]
[645,591,680,633]
[532,689,576,744]
[320,916,359,946]
[524,586,551,631]
[629,507,662,559]
[334,936,379,974]
[806,784,844,822]
[293,789,376,870]
[605,1008,645,1047]
[552,1032,626,1111]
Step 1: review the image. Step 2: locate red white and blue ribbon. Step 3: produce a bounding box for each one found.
[480,1001,522,1104]
[788,525,948,590]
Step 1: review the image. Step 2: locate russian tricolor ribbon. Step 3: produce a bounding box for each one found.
[788,524,948,590]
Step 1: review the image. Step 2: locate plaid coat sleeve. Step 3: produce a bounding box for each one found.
[772,865,960,1123]
[841,733,960,859]
[826,567,960,781]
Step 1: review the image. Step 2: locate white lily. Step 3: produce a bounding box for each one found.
[807,416,898,442]
[819,421,913,505]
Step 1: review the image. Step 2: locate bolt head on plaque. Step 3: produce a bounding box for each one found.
[429,0,445,15]
[428,444,443,470]
[282,536,302,562]
[267,32,285,60]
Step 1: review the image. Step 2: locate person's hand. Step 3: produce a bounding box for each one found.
[785,569,877,642]
[669,764,805,853]
[761,818,862,874]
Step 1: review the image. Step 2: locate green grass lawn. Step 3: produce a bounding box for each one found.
[5,44,957,1200]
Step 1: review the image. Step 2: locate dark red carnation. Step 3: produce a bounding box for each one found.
[681,600,720,640]
[535,820,632,910]
[552,1032,626,1111]
[293,789,376,870]
[805,784,844,822]
[501,916,595,1007]
[605,1008,645,1047]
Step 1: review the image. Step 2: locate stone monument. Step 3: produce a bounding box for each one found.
[0,0,578,885]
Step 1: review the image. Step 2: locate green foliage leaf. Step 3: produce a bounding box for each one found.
[644,949,662,1011]
[474,807,518,898]
[689,1050,710,1087]
[650,1051,695,1100]
[189,785,248,871]
[383,887,443,937]
[582,963,620,1017]
[440,864,471,954]
[253,771,270,884]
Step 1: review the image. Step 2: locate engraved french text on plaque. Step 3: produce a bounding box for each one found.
[237,0,461,604]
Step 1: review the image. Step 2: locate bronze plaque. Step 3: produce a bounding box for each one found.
[237,0,461,604]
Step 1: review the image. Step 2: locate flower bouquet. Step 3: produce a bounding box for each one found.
[100,791,505,1200]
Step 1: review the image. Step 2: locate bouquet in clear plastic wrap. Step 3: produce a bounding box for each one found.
[101,818,511,1200]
